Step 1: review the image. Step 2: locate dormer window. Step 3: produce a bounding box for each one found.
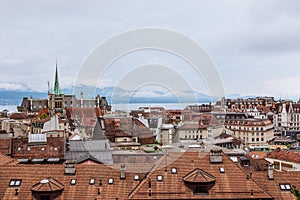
[183,168,216,195]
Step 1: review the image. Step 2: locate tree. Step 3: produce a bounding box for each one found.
[292,185,300,200]
[40,113,48,120]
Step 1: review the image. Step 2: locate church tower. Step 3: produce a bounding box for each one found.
[53,61,62,96]
[48,61,64,115]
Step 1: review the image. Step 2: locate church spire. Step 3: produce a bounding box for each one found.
[53,60,62,96]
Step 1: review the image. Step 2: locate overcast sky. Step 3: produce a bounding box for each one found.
[1,0,300,99]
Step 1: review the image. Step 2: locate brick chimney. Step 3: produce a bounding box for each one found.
[210,149,223,164]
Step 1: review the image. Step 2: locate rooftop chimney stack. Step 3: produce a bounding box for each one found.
[120,164,126,180]
[268,164,274,180]
[64,160,76,175]
[209,149,223,164]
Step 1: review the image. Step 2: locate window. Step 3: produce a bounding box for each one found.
[17,147,21,151]
[27,147,30,151]
[134,175,139,181]
[219,167,225,173]
[157,175,163,181]
[89,179,95,185]
[9,179,22,187]
[70,179,76,185]
[41,147,45,151]
[279,184,291,191]
[108,178,114,184]
[195,186,207,193]
[171,168,177,174]
[40,195,50,200]
[54,147,58,151]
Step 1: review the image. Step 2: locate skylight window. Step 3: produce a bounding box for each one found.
[9,179,22,187]
[157,175,163,181]
[54,147,58,151]
[108,178,114,184]
[89,179,95,185]
[134,175,139,181]
[279,183,291,191]
[70,179,76,185]
[27,147,30,151]
[41,147,45,151]
[17,147,21,151]
[171,168,177,174]
[219,167,225,173]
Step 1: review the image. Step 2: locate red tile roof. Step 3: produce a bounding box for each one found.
[9,112,29,120]
[0,154,18,165]
[0,151,297,199]
[267,150,300,163]
[130,152,273,199]
[104,117,154,144]
[252,170,300,200]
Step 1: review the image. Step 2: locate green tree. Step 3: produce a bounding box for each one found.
[40,113,48,120]
[292,185,300,200]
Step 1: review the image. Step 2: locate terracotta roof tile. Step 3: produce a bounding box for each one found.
[267,150,300,163]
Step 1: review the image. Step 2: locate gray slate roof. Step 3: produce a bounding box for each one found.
[65,139,113,164]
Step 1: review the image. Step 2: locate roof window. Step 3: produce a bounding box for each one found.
[9,179,22,187]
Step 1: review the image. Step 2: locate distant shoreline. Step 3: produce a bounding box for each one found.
[0,102,212,113]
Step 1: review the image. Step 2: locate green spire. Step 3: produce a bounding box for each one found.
[53,61,62,96]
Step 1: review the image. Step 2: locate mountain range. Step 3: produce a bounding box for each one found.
[0,83,256,106]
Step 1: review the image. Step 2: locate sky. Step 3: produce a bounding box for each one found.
[0,0,300,99]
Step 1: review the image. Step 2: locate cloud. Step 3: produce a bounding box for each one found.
[0,0,299,97]
[0,82,31,91]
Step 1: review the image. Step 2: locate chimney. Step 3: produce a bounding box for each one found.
[120,164,126,179]
[96,94,100,108]
[210,149,223,164]
[268,164,274,180]
[64,160,76,175]
[30,95,33,111]
[80,92,83,108]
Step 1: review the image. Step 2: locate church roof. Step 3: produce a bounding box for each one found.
[53,62,63,96]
